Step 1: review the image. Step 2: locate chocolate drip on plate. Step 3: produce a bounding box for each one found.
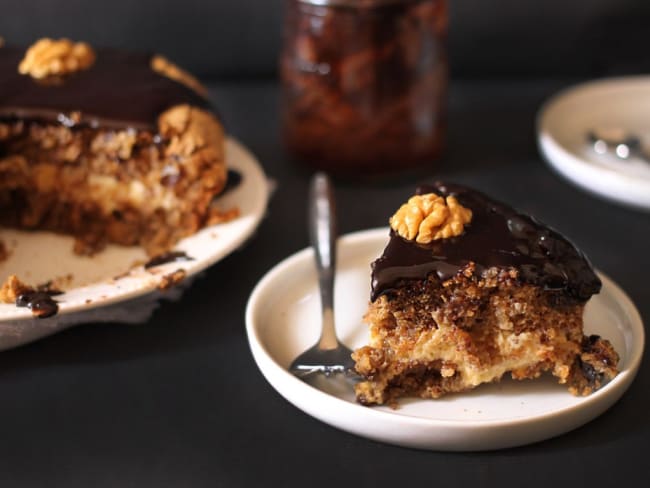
[221,169,243,195]
[144,251,194,269]
[371,183,601,303]
[16,291,59,318]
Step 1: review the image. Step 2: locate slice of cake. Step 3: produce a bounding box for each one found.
[0,38,226,256]
[352,183,619,406]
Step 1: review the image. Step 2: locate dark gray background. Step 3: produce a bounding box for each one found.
[1,2,649,487]
[2,0,650,78]
[0,78,648,488]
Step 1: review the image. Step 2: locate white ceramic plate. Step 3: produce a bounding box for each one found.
[0,137,269,349]
[538,77,650,211]
[246,228,644,451]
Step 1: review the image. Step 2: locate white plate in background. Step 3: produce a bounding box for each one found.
[0,137,269,349]
[538,77,650,211]
[246,228,644,451]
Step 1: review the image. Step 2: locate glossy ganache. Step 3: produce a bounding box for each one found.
[15,290,59,319]
[144,251,194,270]
[0,46,209,131]
[371,183,601,303]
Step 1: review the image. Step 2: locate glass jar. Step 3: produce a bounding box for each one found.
[281,0,448,175]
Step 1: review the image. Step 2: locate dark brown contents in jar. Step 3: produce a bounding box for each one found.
[281,0,448,174]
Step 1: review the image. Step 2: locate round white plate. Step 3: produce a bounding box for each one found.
[538,77,650,211]
[246,228,644,451]
[0,137,269,349]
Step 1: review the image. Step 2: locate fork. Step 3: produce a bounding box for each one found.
[288,173,356,380]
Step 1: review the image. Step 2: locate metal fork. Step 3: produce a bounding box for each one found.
[289,173,356,380]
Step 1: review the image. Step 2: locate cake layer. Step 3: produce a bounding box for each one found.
[0,105,225,255]
[354,265,618,406]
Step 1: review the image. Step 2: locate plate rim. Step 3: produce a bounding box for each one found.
[0,136,269,321]
[537,76,650,211]
[246,227,645,448]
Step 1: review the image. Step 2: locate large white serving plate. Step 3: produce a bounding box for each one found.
[246,228,644,451]
[0,137,269,349]
[538,76,650,211]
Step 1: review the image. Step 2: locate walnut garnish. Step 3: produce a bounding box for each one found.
[389,193,472,244]
[151,55,208,97]
[19,38,95,79]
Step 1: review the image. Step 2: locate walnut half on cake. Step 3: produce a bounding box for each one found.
[0,38,226,256]
[352,184,619,406]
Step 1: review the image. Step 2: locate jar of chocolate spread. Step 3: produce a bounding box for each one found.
[281,0,448,175]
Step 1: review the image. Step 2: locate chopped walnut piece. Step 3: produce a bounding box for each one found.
[205,206,240,226]
[390,193,472,244]
[19,38,95,79]
[73,234,107,256]
[0,275,31,304]
[158,269,187,290]
[158,104,224,160]
[151,55,208,97]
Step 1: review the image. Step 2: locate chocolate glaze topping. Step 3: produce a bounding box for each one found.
[371,183,601,303]
[0,46,209,131]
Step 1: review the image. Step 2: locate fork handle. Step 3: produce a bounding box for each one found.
[309,172,339,350]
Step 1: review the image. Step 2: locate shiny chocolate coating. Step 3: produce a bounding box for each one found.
[371,183,601,302]
[0,46,208,131]
[144,251,194,270]
[16,290,59,318]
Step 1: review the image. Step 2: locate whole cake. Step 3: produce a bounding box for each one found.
[352,183,619,406]
[0,38,226,256]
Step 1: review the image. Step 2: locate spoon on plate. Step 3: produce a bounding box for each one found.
[587,128,650,164]
[289,173,357,380]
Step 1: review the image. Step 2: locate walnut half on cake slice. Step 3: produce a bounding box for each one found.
[352,183,619,406]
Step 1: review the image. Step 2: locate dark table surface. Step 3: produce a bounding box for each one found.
[0,79,647,487]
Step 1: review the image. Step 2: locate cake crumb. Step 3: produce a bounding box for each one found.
[37,274,72,293]
[158,269,186,290]
[0,275,31,303]
[73,234,107,256]
[205,205,240,226]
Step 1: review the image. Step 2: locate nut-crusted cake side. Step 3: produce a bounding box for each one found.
[352,183,619,406]
[0,40,226,256]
